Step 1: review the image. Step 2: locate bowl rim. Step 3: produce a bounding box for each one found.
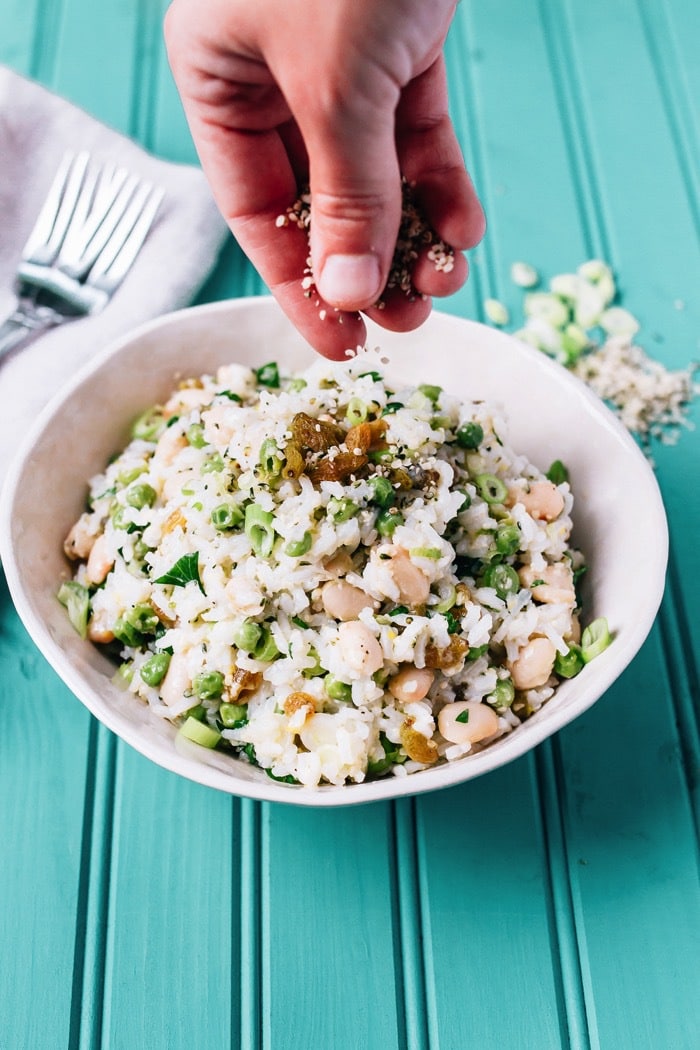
[0,296,669,806]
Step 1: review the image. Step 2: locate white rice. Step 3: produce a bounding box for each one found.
[61,357,588,788]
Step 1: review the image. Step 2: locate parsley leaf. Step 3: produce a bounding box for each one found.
[155,552,205,594]
[456,709,470,724]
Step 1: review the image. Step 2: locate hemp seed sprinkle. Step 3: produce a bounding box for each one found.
[277,178,455,317]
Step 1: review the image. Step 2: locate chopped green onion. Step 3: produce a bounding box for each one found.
[193,671,225,700]
[140,651,172,686]
[474,473,508,505]
[581,617,612,662]
[510,261,539,288]
[456,421,484,449]
[131,407,166,442]
[256,361,280,388]
[345,397,368,425]
[433,585,457,614]
[285,532,312,558]
[288,377,307,392]
[117,465,146,487]
[259,438,283,480]
[302,646,324,678]
[554,645,585,679]
[178,716,221,748]
[244,504,276,557]
[481,562,520,600]
[57,581,90,639]
[484,298,510,326]
[410,546,441,560]
[494,523,521,557]
[291,615,309,630]
[201,452,224,474]
[211,502,244,531]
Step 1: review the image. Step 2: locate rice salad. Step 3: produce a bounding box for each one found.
[59,358,610,789]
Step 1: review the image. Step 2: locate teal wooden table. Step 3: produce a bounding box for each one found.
[1,3,698,1048]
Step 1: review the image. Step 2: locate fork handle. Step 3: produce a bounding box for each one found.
[0,310,53,361]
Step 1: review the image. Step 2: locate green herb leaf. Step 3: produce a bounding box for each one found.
[456,709,470,724]
[155,552,205,594]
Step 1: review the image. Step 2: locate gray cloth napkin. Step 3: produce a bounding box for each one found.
[0,65,229,486]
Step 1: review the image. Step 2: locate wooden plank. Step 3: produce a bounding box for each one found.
[262,803,405,1050]
[94,745,236,1050]
[0,572,92,1049]
[416,759,569,1049]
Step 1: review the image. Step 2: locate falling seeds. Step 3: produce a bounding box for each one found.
[277,178,455,318]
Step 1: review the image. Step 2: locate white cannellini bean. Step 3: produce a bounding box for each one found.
[159,652,193,713]
[153,426,187,466]
[64,512,100,560]
[85,533,114,585]
[509,637,556,690]
[387,549,430,607]
[438,701,500,745]
[519,563,575,605]
[87,608,114,644]
[337,620,384,677]
[516,480,565,521]
[321,580,376,621]
[388,666,435,703]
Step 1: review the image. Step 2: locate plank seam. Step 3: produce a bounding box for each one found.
[392,799,431,1050]
[30,0,64,86]
[239,799,263,1050]
[635,0,700,239]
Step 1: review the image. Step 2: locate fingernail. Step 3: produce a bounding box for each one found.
[316,254,382,308]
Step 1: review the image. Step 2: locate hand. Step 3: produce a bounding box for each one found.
[165,0,485,358]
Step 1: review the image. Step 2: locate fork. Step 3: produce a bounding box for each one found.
[0,151,164,360]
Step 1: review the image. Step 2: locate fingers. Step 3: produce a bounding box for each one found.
[292,70,404,312]
[396,56,485,299]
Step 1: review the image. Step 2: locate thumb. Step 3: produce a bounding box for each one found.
[297,87,402,312]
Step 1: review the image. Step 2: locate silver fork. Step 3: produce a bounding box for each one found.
[0,151,164,360]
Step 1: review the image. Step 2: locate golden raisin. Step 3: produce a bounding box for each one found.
[399,718,439,764]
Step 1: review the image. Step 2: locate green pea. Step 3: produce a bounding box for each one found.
[369,476,395,509]
[114,603,160,646]
[140,651,172,687]
[475,473,508,504]
[233,620,262,652]
[253,626,280,662]
[117,465,146,487]
[285,532,312,557]
[488,678,515,708]
[126,483,157,509]
[220,703,248,728]
[456,421,484,449]
[376,508,404,537]
[325,676,352,702]
[193,671,225,700]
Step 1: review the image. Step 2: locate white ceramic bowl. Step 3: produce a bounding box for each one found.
[0,297,668,806]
